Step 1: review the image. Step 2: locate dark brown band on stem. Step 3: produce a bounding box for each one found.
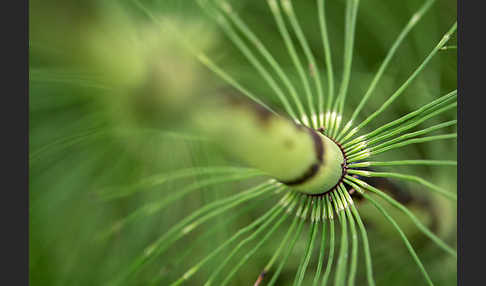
[308,126,324,163]
[254,271,267,286]
[280,127,324,186]
[307,135,348,197]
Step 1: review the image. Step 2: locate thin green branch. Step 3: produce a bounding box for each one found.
[294,213,319,286]
[258,200,302,283]
[318,0,335,118]
[348,200,375,286]
[170,198,285,286]
[110,181,278,286]
[341,22,457,144]
[344,177,457,257]
[197,53,279,115]
[343,90,457,147]
[345,118,457,157]
[203,193,298,286]
[99,172,265,242]
[320,196,336,286]
[360,192,434,286]
[367,117,456,150]
[328,0,360,138]
[348,160,456,168]
[337,186,358,286]
[200,3,300,120]
[268,197,311,286]
[133,0,279,115]
[219,199,296,286]
[168,199,264,273]
[97,166,263,201]
[312,198,327,286]
[346,133,457,162]
[281,0,326,126]
[332,0,360,138]
[267,0,318,128]
[331,187,349,286]
[369,133,457,156]
[346,170,457,200]
[336,0,437,141]
[216,0,309,124]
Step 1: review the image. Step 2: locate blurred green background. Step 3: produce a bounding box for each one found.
[30,0,456,285]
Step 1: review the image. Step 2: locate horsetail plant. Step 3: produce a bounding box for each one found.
[30,0,457,285]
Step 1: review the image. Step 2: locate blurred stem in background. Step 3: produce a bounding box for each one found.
[31,0,346,195]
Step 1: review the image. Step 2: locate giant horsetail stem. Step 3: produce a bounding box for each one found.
[191,95,345,195]
[33,2,347,195]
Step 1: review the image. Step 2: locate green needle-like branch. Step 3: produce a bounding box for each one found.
[346,170,457,200]
[336,0,437,141]
[361,192,434,286]
[344,177,457,257]
[341,22,457,144]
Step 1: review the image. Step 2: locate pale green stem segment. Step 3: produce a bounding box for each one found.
[348,160,456,168]
[215,0,309,125]
[343,90,457,147]
[281,0,326,127]
[330,0,360,139]
[336,0,437,141]
[199,3,300,121]
[312,198,327,286]
[321,195,336,286]
[294,199,319,286]
[318,0,336,118]
[268,197,311,286]
[194,98,345,194]
[267,0,318,129]
[344,177,457,257]
[218,196,298,286]
[337,186,358,286]
[347,170,457,200]
[110,182,278,286]
[360,192,434,286]
[340,22,457,144]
